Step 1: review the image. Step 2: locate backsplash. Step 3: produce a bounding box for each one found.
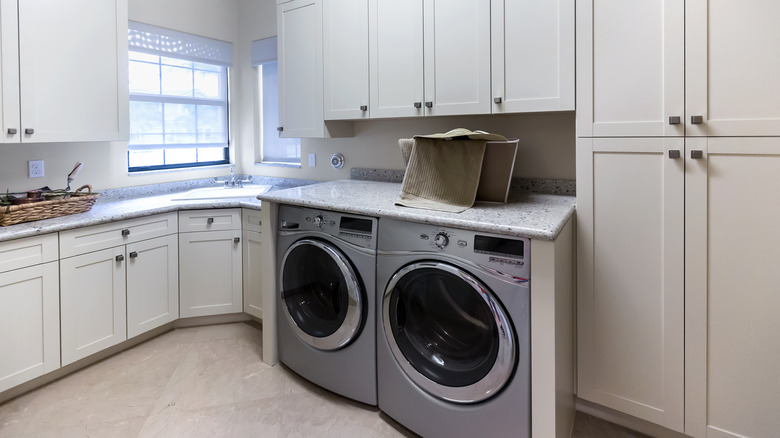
[350,168,575,196]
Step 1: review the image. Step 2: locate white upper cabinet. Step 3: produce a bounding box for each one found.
[686,1,780,136]
[323,0,370,120]
[576,0,685,137]
[369,0,490,118]
[368,0,425,118]
[278,0,352,137]
[0,0,128,143]
[278,0,324,137]
[423,0,491,117]
[491,0,574,114]
[0,0,20,143]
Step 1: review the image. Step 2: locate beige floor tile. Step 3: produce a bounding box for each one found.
[0,322,646,438]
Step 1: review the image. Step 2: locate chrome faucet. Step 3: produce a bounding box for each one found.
[214,165,252,188]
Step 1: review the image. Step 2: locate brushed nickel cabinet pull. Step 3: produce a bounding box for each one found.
[669,116,681,125]
[668,150,681,159]
[691,150,704,159]
[691,115,704,124]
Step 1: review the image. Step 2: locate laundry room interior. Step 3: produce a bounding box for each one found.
[0,1,777,438]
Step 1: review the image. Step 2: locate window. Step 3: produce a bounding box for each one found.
[127,22,233,172]
[252,37,300,165]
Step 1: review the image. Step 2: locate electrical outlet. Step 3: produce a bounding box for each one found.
[28,160,44,178]
[308,153,316,167]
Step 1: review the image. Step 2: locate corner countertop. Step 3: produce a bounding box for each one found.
[257,180,576,241]
[0,193,263,243]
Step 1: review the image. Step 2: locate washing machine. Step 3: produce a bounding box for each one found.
[276,205,378,405]
[376,217,531,438]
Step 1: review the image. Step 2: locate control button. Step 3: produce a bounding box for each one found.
[420,234,429,240]
[457,240,467,247]
[434,233,449,249]
[313,215,324,228]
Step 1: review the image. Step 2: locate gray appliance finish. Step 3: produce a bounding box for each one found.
[377,217,531,438]
[276,205,378,405]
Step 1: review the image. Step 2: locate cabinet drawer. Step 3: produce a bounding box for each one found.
[0,234,58,273]
[242,208,263,234]
[59,212,178,258]
[179,209,241,233]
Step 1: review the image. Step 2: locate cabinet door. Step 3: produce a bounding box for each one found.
[685,137,780,438]
[0,261,59,393]
[492,0,574,114]
[126,234,178,338]
[0,0,20,143]
[686,2,780,137]
[369,0,424,118]
[61,246,127,366]
[179,230,243,318]
[423,0,490,116]
[278,0,324,137]
[323,0,369,120]
[576,137,684,431]
[17,0,128,143]
[576,0,684,137]
[242,230,265,319]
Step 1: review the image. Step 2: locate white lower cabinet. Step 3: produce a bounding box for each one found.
[242,209,265,319]
[179,209,243,318]
[126,234,179,338]
[576,137,685,432]
[685,137,780,438]
[0,233,59,393]
[60,246,127,366]
[59,213,178,366]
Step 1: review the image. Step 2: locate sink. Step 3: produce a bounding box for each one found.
[171,185,272,201]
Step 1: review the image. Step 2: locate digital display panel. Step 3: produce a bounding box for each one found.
[340,216,373,234]
[474,235,524,258]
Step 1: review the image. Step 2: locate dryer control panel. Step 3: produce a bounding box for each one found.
[378,218,530,282]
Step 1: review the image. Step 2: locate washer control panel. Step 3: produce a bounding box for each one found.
[278,205,377,249]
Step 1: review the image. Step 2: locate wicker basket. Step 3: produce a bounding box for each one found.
[0,185,99,227]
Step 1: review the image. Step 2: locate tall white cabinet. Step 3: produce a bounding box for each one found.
[0,0,128,143]
[578,1,780,436]
[0,234,59,393]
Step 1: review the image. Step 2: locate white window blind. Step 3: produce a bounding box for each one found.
[127,22,232,171]
[129,21,233,67]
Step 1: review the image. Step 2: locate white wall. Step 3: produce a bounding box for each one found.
[0,0,574,195]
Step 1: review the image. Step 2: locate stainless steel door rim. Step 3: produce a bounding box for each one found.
[383,261,516,403]
[281,238,363,351]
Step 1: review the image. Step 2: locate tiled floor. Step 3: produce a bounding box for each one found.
[0,322,647,437]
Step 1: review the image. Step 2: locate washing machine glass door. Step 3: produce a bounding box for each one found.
[281,239,363,351]
[383,261,516,404]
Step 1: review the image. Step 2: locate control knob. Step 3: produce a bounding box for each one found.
[434,232,449,249]
[313,215,324,228]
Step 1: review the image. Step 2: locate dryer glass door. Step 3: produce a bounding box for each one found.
[281,239,363,351]
[383,261,516,403]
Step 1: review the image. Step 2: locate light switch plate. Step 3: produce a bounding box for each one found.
[308,153,316,167]
[29,160,44,178]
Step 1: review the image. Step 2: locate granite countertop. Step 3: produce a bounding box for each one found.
[257,180,576,241]
[0,191,264,243]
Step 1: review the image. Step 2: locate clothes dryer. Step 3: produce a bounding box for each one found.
[276,205,377,405]
[377,217,531,437]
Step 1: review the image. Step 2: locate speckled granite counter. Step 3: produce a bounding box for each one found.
[0,194,263,242]
[257,180,576,241]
